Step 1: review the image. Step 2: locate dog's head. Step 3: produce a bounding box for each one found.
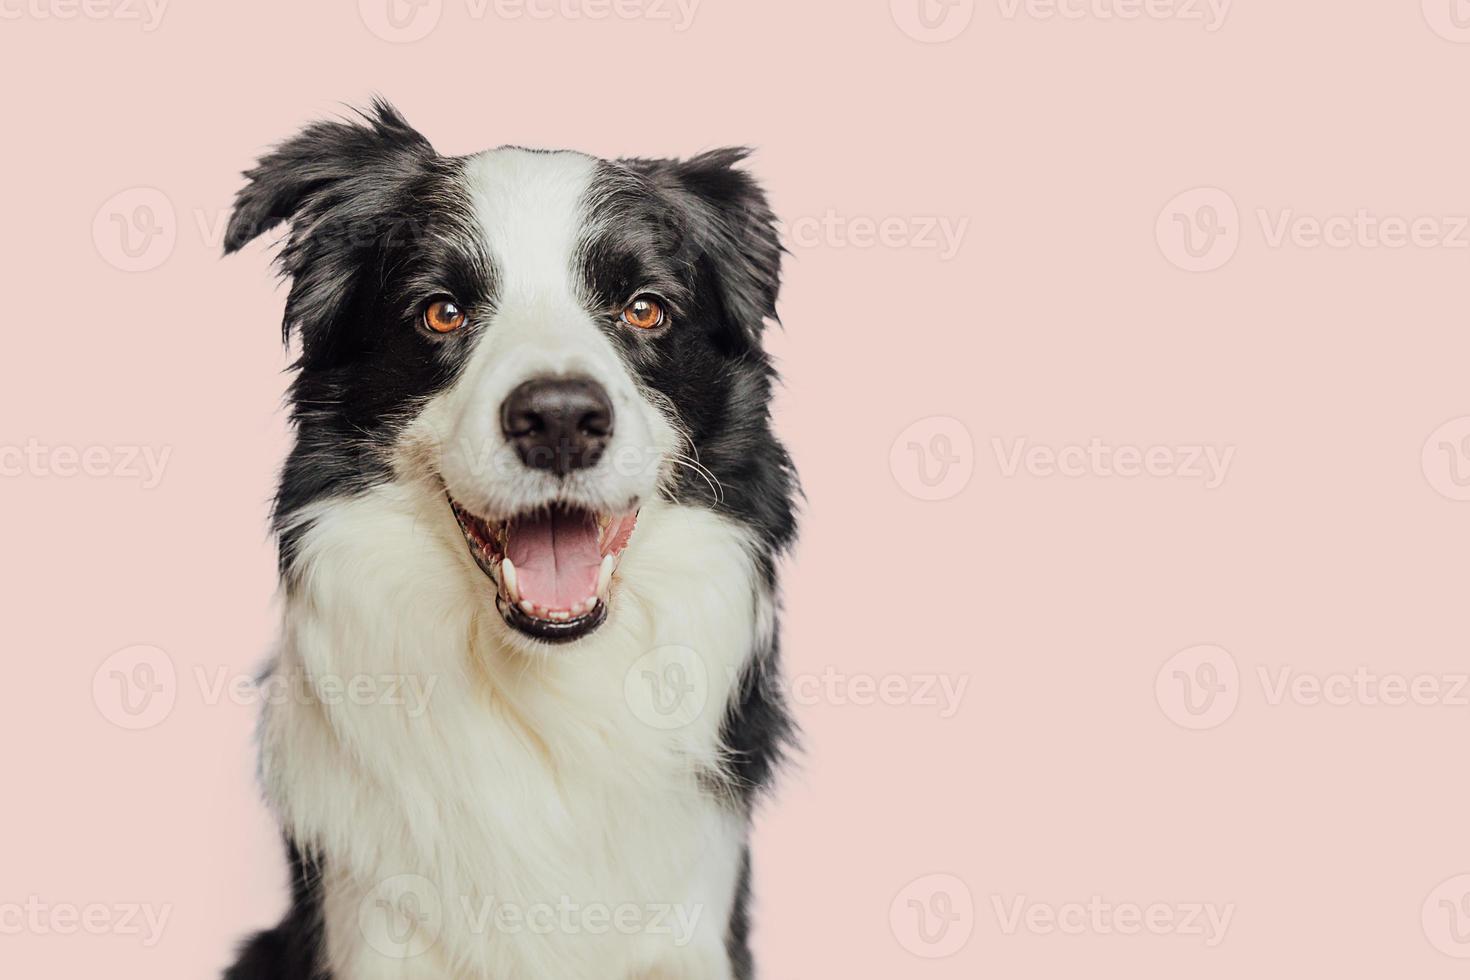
[226,101,796,644]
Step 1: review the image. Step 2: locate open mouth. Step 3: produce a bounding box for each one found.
[449,497,638,643]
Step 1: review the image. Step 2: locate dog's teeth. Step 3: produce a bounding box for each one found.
[585,595,599,612]
[597,554,614,599]
[519,599,535,615]
[550,610,570,621]
[501,558,520,603]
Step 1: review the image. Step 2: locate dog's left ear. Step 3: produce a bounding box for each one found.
[224,99,435,350]
[224,99,433,254]
[638,149,783,347]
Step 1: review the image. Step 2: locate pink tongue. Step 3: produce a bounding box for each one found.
[505,508,602,612]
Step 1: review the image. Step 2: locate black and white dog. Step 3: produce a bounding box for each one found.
[222,101,797,979]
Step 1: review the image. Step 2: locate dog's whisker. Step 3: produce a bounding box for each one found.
[668,453,725,504]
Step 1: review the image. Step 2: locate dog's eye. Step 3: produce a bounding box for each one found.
[422,298,466,334]
[621,297,665,331]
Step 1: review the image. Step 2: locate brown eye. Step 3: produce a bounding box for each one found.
[423,298,466,334]
[621,297,665,330]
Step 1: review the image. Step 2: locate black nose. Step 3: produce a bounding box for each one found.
[500,376,614,475]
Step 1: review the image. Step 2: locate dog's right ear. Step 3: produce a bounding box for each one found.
[224,99,432,255]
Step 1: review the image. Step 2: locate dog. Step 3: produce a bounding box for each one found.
[221,100,797,979]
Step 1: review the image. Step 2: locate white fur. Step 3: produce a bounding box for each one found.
[255,149,765,979]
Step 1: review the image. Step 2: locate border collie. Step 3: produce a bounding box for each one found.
[221,101,797,980]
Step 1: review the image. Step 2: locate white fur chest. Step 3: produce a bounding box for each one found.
[258,484,762,979]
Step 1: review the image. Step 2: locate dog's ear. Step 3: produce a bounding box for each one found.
[637,149,783,347]
[224,99,435,347]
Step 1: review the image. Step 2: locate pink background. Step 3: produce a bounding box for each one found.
[6,0,1470,976]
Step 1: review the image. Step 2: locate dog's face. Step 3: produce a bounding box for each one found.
[226,103,795,644]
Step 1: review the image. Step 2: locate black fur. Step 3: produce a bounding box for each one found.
[225,101,493,572]
[223,101,796,979]
[224,841,327,979]
[725,847,755,980]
